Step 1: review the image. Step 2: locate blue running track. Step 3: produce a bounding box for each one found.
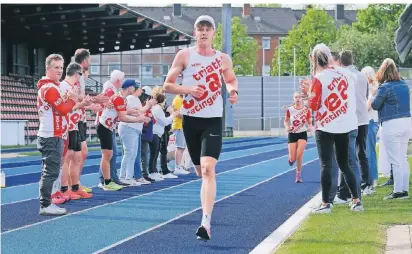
[1,137,321,254]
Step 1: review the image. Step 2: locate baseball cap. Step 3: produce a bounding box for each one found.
[122,79,140,89]
[142,86,152,96]
[194,15,216,30]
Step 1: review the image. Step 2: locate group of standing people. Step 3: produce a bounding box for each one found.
[285,43,411,214]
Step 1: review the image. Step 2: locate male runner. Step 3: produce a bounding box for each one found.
[163,15,238,241]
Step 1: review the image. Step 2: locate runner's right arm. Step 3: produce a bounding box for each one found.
[163,49,203,98]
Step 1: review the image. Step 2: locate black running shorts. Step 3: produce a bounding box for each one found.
[97,124,113,150]
[68,130,81,152]
[288,131,308,144]
[78,121,87,142]
[182,115,222,166]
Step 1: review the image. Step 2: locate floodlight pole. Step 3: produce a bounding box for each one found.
[222,4,233,137]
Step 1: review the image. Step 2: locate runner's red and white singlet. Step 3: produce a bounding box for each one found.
[95,83,117,126]
[37,78,73,138]
[79,75,87,122]
[286,105,311,133]
[98,92,127,130]
[309,67,358,133]
[60,80,82,131]
[180,47,224,118]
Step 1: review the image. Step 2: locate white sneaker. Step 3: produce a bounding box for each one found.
[311,203,332,214]
[39,204,67,216]
[174,167,190,175]
[362,186,375,196]
[162,173,178,179]
[136,178,151,185]
[121,179,142,186]
[149,173,164,181]
[155,172,165,179]
[333,196,349,205]
[97,183,104,189]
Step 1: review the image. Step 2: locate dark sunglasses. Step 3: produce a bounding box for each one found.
[76,72,83,76]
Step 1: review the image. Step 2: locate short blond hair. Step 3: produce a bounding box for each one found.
[45,54,64,69]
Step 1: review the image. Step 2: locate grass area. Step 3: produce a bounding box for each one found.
[275,157,412,254]
[19,147,101,156]
[1,144,37,149]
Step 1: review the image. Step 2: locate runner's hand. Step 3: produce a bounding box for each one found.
[229,90,238,104]
[190,84,205,99]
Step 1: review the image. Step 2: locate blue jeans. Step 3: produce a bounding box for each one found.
[329,150,340,202]
[119,125,141,180]
[338,129,362,199]
[133,133,143,179]
[140,140,150,177]
[99,128,120,183]
[366,120,379,182]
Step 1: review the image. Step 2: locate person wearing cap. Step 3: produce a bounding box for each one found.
[300,43,364,214]
[97,78,147,191]
[118,81,154,186]
[163,15,238,241]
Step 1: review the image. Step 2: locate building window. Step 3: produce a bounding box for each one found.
[107,62,121,75]
[90,55,100,75]
[140,64,153,78]
[262,37,270,50]
[263,65,270,76]
[162,65,170,76]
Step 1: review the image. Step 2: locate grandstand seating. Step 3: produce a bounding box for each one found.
[1,74,98,142]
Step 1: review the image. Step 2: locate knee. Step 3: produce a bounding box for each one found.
[102,150,113,161]
[201,163,216,178]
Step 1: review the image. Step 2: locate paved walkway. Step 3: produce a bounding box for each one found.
[386,225,412,254]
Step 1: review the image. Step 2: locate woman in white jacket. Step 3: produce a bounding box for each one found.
[362,66,380,193]
[149,93,179,180]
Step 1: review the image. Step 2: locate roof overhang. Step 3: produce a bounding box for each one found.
[1,4,193,54]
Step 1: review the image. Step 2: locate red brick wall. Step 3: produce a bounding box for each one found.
[252,35,279,75]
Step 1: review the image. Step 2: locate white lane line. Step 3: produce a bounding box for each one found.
[93,156,320,253]
[2,143,312,205]
[2,147,316,234]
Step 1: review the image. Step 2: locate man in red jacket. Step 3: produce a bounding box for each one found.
[37,54,79,216]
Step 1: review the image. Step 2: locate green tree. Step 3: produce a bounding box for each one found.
[253,4,282,8]
[271,8,337,76]
[213,16,259,76]
[331,26,397,68]
[354,4,406,35]
[351,4,412,67]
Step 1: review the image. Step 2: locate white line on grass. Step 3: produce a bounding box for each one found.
[250,192,322,254]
